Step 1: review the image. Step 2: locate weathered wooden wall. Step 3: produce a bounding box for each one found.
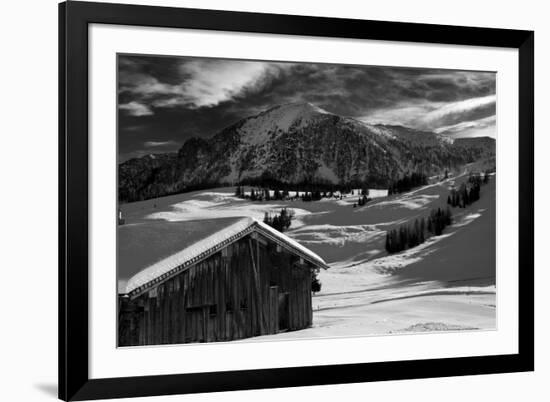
[119,233,314,346]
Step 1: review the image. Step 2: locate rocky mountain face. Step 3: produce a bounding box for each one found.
[119,102,496,203]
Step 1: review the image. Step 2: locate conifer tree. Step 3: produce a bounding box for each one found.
[419,218,425,243]
[312,273,322,293]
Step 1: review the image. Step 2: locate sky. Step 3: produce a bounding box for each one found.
[118,54,496,162]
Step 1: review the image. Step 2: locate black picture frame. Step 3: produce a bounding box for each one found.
[59,1,534,400]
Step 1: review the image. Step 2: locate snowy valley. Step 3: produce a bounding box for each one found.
[119,166,496,340]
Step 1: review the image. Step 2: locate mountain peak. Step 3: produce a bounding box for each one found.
[261,102,332,119]
[237,102,332,145]
[276,101,330,113]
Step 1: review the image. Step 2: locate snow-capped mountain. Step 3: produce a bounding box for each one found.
[119,102,495,202]
[237,102,334,144]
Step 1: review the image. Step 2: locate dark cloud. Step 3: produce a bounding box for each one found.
[118,54,496,161]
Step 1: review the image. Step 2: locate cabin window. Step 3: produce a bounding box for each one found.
[269,281,277,287]
[240,298,248,311]
[209,304,217,317]
[225,301,233,313]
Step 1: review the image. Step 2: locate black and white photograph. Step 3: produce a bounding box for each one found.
[116,55,497,346]
[1,0,543,400]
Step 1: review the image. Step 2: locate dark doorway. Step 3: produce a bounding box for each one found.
[278,292,290,331]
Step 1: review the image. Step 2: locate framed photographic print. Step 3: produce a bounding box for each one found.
[59,1,534,400]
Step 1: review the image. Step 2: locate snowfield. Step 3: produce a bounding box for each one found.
[119,170,496,339]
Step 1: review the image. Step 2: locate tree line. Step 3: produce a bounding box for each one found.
[237,173,384,195]
[385,207,453,254]
[447,172,490,208]
[236,186,290,201]
[388,172,428,195]
[385,171,492,254]
[236,186,372,203]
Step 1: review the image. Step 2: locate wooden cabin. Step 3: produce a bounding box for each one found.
[118,217,328,346]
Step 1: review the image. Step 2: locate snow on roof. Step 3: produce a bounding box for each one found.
[120,217,328,296]
[255,218,328,268]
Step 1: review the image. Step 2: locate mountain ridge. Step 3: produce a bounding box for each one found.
[119,103,495,203]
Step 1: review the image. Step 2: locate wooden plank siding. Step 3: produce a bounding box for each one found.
[119,232,315,346]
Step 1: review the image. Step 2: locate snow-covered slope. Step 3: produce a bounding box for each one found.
[238,102,333,145]
[119,169,497,336]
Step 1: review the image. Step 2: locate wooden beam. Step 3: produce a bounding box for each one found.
[248,238,265,334]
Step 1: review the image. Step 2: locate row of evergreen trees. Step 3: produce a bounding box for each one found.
[447,182,480,208]
[385,207,453,253]
[235,186,289,201]
[301,191,323,202]
[238,173,383,195]
[236,186,371,203]
[385,171,491,254]
[447,172,489,208]
[262,208,295,232]
[388,172,428,195]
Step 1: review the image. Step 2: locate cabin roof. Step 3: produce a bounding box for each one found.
[119,217,328,296]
